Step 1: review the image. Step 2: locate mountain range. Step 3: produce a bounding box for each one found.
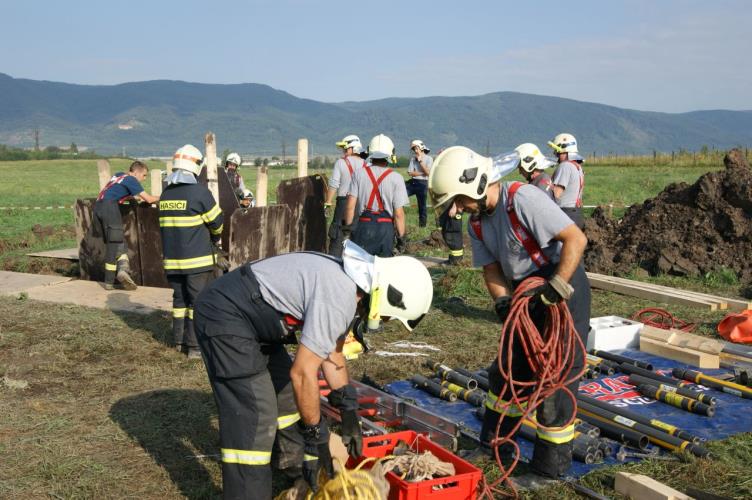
[0,72,750,156]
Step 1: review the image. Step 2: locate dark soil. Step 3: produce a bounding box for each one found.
[585,149,752,285]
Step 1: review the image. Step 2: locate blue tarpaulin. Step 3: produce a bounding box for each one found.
[384,349,752,477]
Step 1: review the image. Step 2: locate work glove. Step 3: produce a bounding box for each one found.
[327,384,363,458]
[299,419,334,493]
[341,224,352,239]
[523,274,574,306]
[324,203,332,218]
[395,235,407,255]
[213,242,231,272]
[494,296,512,323]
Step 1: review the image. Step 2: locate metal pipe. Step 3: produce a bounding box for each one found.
[617,363,693,387]
[576,409,650,449]
[628,374,717,406]
[439,380,486,407]
[673,368,752,400]
[576,421,601,438]
[411,375,457,402]
[636,384,716,417]
[589,349,653,370]
[424,360,478,390]
[456,367,490,391]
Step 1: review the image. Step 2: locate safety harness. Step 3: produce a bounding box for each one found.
[359,165,394,223]
[469,181,550,268]
[97,174,130,203]
[343,156,355,176]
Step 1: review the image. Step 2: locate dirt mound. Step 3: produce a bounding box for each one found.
[585,149,752,283]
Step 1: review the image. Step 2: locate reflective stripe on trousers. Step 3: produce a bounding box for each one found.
[536,423,575,444]
[485,390,528,417]
[221,448,272,465]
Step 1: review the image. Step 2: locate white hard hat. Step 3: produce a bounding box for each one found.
[410,139,430,153]
[428,146,492,216]
[336,134,363,152]
[226,152,242,167]
[173,144,203,176]
[367,134,396,162]
[549,133,578,154]
[514,143,555,173]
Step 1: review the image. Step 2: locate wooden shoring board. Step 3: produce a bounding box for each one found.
[588,274,726,309]
[198,166,240,251]
[587,273,720,310]
[640,337,720,368]
[136,204,169,288]
[228,205,292,269]
[276,174,327,252]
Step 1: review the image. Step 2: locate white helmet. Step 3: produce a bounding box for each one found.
[515,143,555,173]
[367,134,396,162]
[342,241,432,332]
[428,146,492,216]
[549,133,578,154]
[173,144,203,176]
[226,152,242,167]
[410,139,430,153]
[336,134,363,153]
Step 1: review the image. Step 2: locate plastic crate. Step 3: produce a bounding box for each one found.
[587,315,643,351]
[348,431,482,500]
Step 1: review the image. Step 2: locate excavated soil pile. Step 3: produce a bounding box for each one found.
[585,149,752,284]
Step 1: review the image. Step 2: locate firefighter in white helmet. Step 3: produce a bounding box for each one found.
[224,152,254,208]
[515,143,556,200]
[159,144,227,358]
[428,146,590,485]
[193,240,433,497]
[406,139,433,227]
[326,135,366,257]
[548,133,585,228]
[344,134,410,257]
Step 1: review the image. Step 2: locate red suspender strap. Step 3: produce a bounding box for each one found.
[343,156,354,176]
[364,166,393,213]
[573,161,584,208]
[96,174,128,201]
[506,182,549,268]
[469,216,483,240]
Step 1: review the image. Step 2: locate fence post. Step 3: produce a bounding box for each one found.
[150,169,162,198]
[97,159,111,189]
[204,132,219,204]
[256,166,268,207]
[297,138,308,178]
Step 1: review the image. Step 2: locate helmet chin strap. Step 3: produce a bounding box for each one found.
[478,195,492,216]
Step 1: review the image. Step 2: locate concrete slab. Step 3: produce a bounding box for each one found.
[26,248,79,260]
[25,280,171,315]
[0,271,72,294]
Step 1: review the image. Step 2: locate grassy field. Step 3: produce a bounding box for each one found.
[1,157,750,499]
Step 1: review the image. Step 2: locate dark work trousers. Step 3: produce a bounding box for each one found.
[439,208,464,264]
[352,210,395,257]
[93,199,127,284]
[481,263,590,478]
[327,196,348,258]
[561,207,585,230]
[406,178,428,226]
[168,271,213,348]
[194,275,304,499]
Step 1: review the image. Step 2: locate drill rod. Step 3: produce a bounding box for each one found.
[589,350,653,370]
[439,380,486,407]
[673,368,752,400]
[617,363,693,387]
[411,375,457,402]
[628,374,717,406]
[576,409,649,449]
[637,384,716,417]
[454,368,490,391]
[424,360,478,390]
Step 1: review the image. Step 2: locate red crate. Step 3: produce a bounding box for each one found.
[348,431,482,500]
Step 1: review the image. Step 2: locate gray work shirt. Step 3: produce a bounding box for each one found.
[347,164,409,216]
[329,156,365,197]
[251,253,358,359]
[551,160,584,208]
[469,182,573,281]
[530,172,555,200]
[407,154,433,180]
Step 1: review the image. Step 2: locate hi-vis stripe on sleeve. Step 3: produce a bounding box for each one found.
[485,390,528,417]
[172,307,187,318]
[277,412,301,430]
[536,424,575,444]
[303,454,318,462]
[210,223,224,235]
[163,254,216,270]
[159,215,204,227]
[105,263,117,271]
[201,204,222,224]
[221,448,271,465]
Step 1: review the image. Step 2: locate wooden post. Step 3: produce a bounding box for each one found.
[297,138,308,178]
[256,166,268,207]
[165,160,173,173]
[97,159,111,189]
[150,169,162,198]
[204,132,219,204]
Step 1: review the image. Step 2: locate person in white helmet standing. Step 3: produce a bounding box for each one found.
[515,143,556,200]
[343,134,409,257]
[428,146,590,486]
[549,133,585,229]
[326,135,365,257]
[224,152,255,208]
[405,139,433,227]
[193,240,433,498]
[159,144,227,358]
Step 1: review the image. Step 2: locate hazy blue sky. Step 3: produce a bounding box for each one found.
[2,0,749,112]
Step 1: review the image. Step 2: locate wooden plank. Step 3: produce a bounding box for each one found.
[588,273,727,308]
[76,198,105,282]
[615,472,692,500]
[640,337,720,368]
[276,174,327,252]
[228,205,292,268]
[587,274,719,310]
[135,205,169,288]
[640,326,725,354]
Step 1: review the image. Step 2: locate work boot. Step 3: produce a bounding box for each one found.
[187,347,202,360]
[104,283,115,291]
[508,471,559,491]
[116,259,137,291]
[419,220,427,228]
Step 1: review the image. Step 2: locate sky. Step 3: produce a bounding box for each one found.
[2,0,750,113]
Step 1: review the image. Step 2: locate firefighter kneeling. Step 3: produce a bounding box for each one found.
[193,241,433,499]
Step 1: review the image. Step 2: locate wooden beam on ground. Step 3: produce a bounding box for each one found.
[590,274,730,309]
[97,160,111,190]
[297,138,308,178]
[204,132,219,204]
[640,325,725,354]
[256,166,268,207]
[587,273,720,310]
[640,337,720,368]
[615,472,692,500]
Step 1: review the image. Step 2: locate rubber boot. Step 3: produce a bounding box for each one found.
[116,257,138,291]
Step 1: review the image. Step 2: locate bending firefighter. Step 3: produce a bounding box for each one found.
[549,133,585,228]
[515,143,556,200]
[326,135,365,257]
[192,241,433,499]
[93,160,159,290]
[429,146,591,483]
[159,144,227,358]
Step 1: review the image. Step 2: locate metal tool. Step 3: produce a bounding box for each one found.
[616,445,679,462]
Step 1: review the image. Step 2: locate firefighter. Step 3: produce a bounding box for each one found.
[193,240,433,498]
[159,144,228,359]
[515,143,556,200]
[549,133,585,228]
[405,139,433,227]
[225,152,255,208]
[93,160,159,290]
[343,134,409,257]
[429,146,590,485]
[325,135,365,257]
[439,207,464,265]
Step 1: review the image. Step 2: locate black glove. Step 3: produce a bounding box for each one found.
[494,296,512,323]
[324,203,332,218]
[299,420,334,493]
[327,385,362,458]
[213,242,230,272]
[523,275,574,306]
[341,224,352,238]
[395,235,407,254]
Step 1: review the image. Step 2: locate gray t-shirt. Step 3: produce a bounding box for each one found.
[530,172,555,200]
[329,155,365,197]
[251,253,358,359]
[551,160,584,208]
[347,164,410,217]
[469,182,573,281]
[407,154,433,180]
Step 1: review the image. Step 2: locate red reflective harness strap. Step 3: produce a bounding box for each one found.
[469,216,483,240]
[96,174,129,202]
[364,166,393,213]
[506,182,549,268]
[343,156,354,176]
[573,161,584,208]
[284,314,303,327]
